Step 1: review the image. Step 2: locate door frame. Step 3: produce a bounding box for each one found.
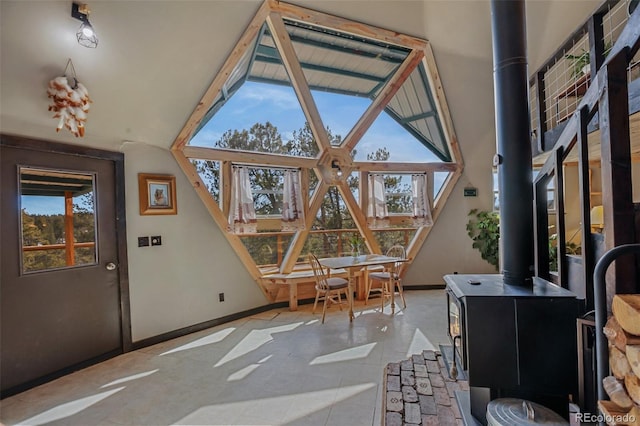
[1,133,132,379]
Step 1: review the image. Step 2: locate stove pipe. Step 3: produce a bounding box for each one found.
[491,0,534,287]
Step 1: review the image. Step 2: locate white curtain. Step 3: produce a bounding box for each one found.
[412,173,433,226]
[367,173,390,228]
[228,166,257,234]
[281,169,305,231]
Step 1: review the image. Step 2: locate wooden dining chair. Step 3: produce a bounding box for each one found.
[366,245,407,310]
[308,253,350,323]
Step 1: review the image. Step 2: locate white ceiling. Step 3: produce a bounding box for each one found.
[0,0,601,152]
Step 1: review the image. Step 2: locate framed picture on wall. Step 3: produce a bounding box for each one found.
[138,173,177,215]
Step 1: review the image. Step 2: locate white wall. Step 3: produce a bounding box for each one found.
[122,143,266,341]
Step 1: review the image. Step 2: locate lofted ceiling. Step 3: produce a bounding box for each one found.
[0,1,601,152]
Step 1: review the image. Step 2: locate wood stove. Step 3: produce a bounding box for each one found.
[444,274,580,425]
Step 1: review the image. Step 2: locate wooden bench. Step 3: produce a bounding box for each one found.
[260,267,349,311]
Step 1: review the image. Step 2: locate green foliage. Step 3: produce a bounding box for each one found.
[565,42,613,78]
[195,120,411,265]
[21,208,96,272]
[548,234,581,271]
[466,209,500,270]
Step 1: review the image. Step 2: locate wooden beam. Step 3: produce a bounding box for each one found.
[183,146,317,169]
[534,174,550,279]
[221,161,232,218]
[272,0,428,50]
[555,148,567,288]
[343,49,424,152]
[577,106,595,311]
[359,170,369,218]
[171,0,271,150]
[266,12,331,152]
[535,71,547,151]
[336,180,381,254]
[599,51,638,297]
[280,180,330,272]
[587,12,605,78]
[64,191,75,266]
[354,161,457,173]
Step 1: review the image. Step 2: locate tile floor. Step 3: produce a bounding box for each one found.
[0,290,448,426]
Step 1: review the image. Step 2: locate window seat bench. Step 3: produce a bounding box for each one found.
[260,267,350,311]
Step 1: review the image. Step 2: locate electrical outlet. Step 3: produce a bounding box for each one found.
[138,236,150,247]
[219,293,225,302]
[151,236,162,246]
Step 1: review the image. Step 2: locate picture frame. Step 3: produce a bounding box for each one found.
[138,173,177,215]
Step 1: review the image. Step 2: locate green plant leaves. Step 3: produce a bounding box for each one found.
[466,209,500,270]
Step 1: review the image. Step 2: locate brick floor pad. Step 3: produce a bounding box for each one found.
[383,350,468,426]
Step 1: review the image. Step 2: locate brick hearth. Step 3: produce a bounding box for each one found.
[383,350,468,426]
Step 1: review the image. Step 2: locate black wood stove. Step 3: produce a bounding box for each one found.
[445,274,580,424]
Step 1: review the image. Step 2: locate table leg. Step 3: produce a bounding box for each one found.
[390,264,397,315]
[348,272,355,322]
[289,282,298,311]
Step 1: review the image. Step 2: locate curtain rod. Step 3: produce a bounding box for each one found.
[232,163,301,171]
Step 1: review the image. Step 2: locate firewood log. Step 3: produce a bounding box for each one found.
[604,376,635,409]
[628,345,640,378]
[629,405,640,426]
[612,346,633,379]
[598,400,639,425]
[605,317,640,352]
[626,373,640,406]
[613,295,640,336]
[604,376,635,410]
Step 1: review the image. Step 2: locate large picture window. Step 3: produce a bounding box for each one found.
[172,1,463,280]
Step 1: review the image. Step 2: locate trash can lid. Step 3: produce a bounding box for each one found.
[486,398,569,425]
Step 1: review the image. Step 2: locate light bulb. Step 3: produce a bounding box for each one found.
[82,25,94,37]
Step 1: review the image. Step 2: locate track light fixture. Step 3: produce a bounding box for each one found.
[71,3,98,48]
[331,160,343,178]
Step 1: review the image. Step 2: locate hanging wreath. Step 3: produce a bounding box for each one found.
[47,59,91,137]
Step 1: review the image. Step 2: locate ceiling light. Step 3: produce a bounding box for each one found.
[71,3,98,48]
[331,160,343,177]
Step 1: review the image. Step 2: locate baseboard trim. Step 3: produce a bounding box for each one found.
[131,302,290,350]
[1,349,122,399]
[131,287,445,351]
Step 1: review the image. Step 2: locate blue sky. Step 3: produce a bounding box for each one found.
[21,196,65,216]
[22,195,94,216]
[190,81,441,163]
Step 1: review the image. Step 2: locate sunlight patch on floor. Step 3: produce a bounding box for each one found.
[100,369,159,388]
[173,383,375,425]
[160,327,235,356]
[406,327,435,357]
[17,387,125,426]
[227,355,273,381]
[309,343,376,365]
[214,322,303,367]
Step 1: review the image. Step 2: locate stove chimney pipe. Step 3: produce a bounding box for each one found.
[491,0,534,286]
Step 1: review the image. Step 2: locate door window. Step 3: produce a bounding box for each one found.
[19,167,97,273]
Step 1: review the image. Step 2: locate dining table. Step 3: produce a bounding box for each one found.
[318,254,406,322]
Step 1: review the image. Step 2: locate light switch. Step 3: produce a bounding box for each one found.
[151,236,162,246]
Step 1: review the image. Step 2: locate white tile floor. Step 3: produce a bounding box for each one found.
[0,290,448,426]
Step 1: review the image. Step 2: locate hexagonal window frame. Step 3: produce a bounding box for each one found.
[171,0,463,299]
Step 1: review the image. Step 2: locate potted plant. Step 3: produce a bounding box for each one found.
[565,42,613,78]
[348,234,363,257]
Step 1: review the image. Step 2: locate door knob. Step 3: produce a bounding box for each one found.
[106,262,117,271]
